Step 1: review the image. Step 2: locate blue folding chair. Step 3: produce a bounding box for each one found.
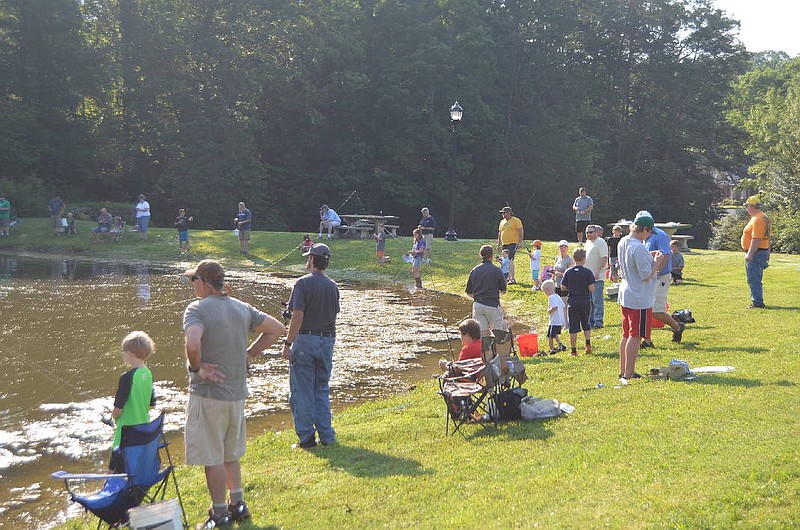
[52,412,187,529]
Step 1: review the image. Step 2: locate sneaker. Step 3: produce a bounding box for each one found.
[557,344,568,352]
[199,509,233,529]
[640,339,655,349]
[547,349,558,355]
[671,323,685,343]
[584,344,593,354]
[291,438,317,449]
[327,234,331,239]
[318,234,323,239]
[228,501,250,523]
[570,351,578,357]
[534,351,549,357]
[747,303,766,309]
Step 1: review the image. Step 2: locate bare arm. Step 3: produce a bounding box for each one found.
[745,238,761,262]
[246,315,286,365]
[184,325,225,382]
[282,309,305,360]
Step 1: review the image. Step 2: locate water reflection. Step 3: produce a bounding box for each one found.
[0,254,468,528]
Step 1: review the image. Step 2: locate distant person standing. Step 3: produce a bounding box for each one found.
[419,207,436,263]
[561,248,596,355]
[584,225,609,328]
[318,204,341,239]
[465,245,507,336]
[48,195,66,235]
[572,187,593,243]
[617,212,658,380]
[741,195,771,309]
[606,225,623,282]
[0,193,11,236]
[283,243,340,449]
[234,202,251,254]
[409,228,426,288]
[182,259,284,526]
[174,208,193,256]
[135,194,151,240]
[497,206,524,284]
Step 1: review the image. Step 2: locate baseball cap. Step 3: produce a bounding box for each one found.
[183,259,225,287]
[557,240,570,247]
[303,243,331,258]
[744,195,761,207]
[421,207,429,213]
[633,211,655,229]
[532,239,542,247]
[499,206,513,214]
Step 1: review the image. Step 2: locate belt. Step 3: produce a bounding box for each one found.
[299,330,335,337]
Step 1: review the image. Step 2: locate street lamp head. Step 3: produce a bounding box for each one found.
[449,101,463,123]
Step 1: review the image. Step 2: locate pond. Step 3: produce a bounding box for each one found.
[0,253,472,528]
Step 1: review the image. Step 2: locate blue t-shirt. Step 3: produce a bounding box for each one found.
[562,264,595,307]
[419,215,436,233]
[644,227,672,276]
[49,198,65,216]
[237,209,252,230]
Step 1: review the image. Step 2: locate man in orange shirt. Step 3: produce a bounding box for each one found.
[741,195,771,309]
[497,206,524,284]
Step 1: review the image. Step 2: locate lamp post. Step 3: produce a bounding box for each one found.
[445,101,463,241]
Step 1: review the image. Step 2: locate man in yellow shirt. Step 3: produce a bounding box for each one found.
[741,195,770,309]
[497,206,524,284]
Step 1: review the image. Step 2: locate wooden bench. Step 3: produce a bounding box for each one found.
[671,234,694,252]
[334,223,374,239]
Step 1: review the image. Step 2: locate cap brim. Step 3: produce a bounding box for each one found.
[183,268,197,277]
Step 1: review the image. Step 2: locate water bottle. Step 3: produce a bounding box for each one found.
[559,402,575,414]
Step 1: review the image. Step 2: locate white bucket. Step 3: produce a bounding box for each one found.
[128,498,183,530]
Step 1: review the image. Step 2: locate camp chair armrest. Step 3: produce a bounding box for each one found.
[51,471,128,481]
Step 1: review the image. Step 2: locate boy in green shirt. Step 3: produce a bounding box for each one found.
[109,331,156,472]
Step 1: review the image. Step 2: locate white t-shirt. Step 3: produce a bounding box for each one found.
[547,293,566,326]
[618,235,656,309]
[136,200,151,218]
[529,249,541,271]
[584,237,609,279]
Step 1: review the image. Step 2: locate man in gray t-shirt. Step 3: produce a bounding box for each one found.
[572,187,594,243]
[182,259,284,526]
[283,243,340,448]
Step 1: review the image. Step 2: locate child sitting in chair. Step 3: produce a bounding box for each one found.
[439,319,483,370]
[108,331,156,472]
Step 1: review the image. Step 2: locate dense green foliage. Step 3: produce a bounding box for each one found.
[728,56,800,253]
[0,0,752,240]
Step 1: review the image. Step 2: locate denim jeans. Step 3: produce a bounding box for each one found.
[590,280,605,327]
[289,334,336,445]
[745,249,769,305]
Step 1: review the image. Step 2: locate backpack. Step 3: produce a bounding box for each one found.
[493,387,527,421]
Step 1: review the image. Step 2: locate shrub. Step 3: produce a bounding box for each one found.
[709,208,747,251]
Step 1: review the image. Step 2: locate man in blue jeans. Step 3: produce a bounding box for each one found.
[584,225,609,328]
[283,243,340,449]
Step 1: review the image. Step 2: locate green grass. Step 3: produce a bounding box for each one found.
[10,219,798,529]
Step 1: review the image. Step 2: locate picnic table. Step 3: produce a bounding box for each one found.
[607,221,694,252]
[335,214,400,239]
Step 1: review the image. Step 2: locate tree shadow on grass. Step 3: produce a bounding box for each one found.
[311,444,431,478]
[700,345,770,354]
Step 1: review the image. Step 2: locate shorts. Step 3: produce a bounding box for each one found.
[472,302,506,333]
[653,276,670,313]
[621,306,652,338]
[238,229,250,241]
[547,325,562,338]
[0,218,10,227]
[322,220,340,228]
[568,304,590,334]
[502,243,518,260]
[531,269,539,281]
[92,225,110,234]
[576,220,591,234]
[412,256,423,268]
[137,216,150,232]
[178,230,189,242]
[184,394,247,466]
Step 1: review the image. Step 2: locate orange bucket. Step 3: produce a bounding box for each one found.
[517,333,538,357]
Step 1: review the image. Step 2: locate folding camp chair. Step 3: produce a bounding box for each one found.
[436,358,498,435]
[483,328,527,388]
[52,413,187,529]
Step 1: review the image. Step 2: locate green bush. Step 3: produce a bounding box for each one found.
[709,208,747,251]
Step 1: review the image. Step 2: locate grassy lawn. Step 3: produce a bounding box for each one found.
[8,219,798,529]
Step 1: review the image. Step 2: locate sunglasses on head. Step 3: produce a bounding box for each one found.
[191,275,203,282]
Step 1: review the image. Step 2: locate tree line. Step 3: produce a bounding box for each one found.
[2,0,785,245]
